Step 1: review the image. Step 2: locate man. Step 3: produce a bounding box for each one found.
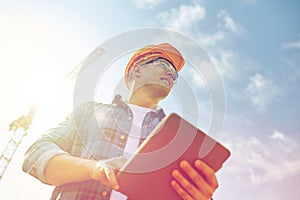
[23,43,218,200]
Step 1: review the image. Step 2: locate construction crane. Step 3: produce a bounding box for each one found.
[0,107,36,180]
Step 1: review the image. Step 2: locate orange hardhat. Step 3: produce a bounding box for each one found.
[124,43,185,88]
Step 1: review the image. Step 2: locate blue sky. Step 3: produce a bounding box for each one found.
[0,0,299,199]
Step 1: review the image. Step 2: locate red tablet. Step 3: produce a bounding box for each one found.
[117,113,230,200]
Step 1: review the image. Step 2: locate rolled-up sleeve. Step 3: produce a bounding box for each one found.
[22,108,79,184]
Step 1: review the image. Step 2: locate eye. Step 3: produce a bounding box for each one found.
[166,71,173,77]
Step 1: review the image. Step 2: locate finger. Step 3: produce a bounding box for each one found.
[180,160,214,198]
[92,162,107,181]
[172,169,206,200]
[170,180,193,200]
[194,160,218,190]
[104,167,119,190]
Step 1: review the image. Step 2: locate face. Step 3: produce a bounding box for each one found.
[129,57,178,98]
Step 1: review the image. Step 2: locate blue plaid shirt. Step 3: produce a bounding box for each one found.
[23,94,166,200]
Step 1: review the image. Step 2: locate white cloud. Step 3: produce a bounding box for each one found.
[196,10,245,82]
[282,38,300,49]
[270,130,285,141]
[217,10,243,34]
[245,73,280,112]
[269,130,298,153]
[131,0,165,9]
[157,3,205,32]
[199,31,225,46]
[210,48,240,81]
[186,67,206,88]
[198,10,244,47]
[224,131,300,184]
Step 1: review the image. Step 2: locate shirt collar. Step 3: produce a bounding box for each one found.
[111,94,165,118]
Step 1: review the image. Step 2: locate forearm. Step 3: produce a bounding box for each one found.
[45,154,97,186]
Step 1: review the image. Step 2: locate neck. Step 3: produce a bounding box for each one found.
[128,92,159,109]
[128,87,164,110]
[127,81,171,109]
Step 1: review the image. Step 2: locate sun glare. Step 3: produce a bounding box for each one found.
[21,70,63,109]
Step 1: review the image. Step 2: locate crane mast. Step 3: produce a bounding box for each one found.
[0,107,36,180]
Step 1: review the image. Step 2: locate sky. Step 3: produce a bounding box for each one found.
[0,0,299,199]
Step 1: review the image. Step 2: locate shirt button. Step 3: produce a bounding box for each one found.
[120,134,126,140]
[102,190,107,197]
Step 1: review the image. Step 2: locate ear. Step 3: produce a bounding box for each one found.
[131,64,141,77]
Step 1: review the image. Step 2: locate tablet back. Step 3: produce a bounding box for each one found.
[117,113,230,200]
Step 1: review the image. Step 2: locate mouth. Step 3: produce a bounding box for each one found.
[160,78,170,87]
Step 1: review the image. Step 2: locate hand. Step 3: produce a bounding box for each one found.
[171,160,218,200]
[89,156,127,190]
